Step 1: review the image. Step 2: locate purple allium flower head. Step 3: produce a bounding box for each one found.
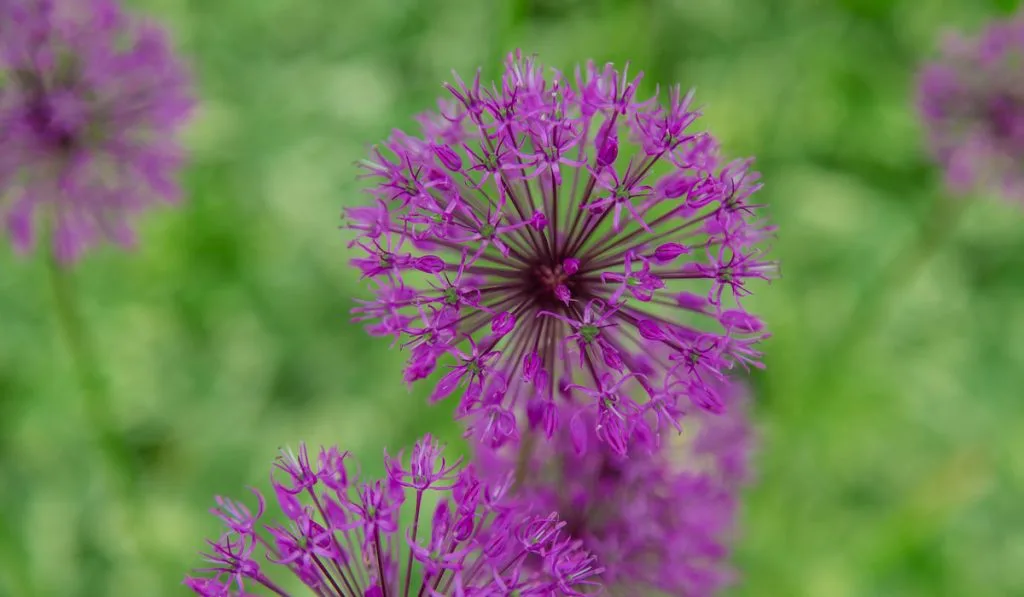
[345,51,776,453]
[0,0,194,263]
[474,379,755,596]
[184,434,604,596]
[917,13,1024,202]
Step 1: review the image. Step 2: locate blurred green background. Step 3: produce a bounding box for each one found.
[2,0,1023,595]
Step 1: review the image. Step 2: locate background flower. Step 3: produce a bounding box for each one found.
[0,0,194,262]
[917,11,1024,203]
[475,379,755,596]
[345,51,776,453]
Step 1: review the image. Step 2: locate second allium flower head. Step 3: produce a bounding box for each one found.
[0,0,194,263]
[184,381,756,596]
[346,51,776,453]
[186,435,603,596]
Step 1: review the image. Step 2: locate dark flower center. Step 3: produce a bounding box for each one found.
[11,67,82,152]
[27,96,77,151]
[597,457,625,483]
[987,93,1024,147]
[528,262,580,308]
[562,513,587,540]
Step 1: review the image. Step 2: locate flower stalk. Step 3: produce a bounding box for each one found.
[47,247,135,487]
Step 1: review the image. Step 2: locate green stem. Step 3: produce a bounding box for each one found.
[47,251,171,587]
[0,511,36,597]
[813,195,971,391]
[46,252,135,490]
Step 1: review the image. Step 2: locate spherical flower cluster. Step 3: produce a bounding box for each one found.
[184,435,603,596]
[474,379,754,597]
[0,0,194,263]
[917,13,1024,202]
[345,51,776,454]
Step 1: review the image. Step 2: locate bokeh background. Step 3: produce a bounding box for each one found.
[2,0,1023,595]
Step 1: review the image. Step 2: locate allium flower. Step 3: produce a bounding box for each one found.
[474,380,755,597]
[184,435,603,596]
[917,13,1024,202]
[345,51,776,453]
[0,0,194,262]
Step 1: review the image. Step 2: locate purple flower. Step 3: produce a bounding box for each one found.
[345,51,776,453]
[917,13,1024,202]
[184,434,604,596]
[474,379,755,596]
[0,0,194,263]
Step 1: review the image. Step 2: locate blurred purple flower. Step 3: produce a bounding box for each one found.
[345,51,776,453]
[917,13,1024,202]
[474,379,755,596]
[184,435,604,596]
[0,0,194,263]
